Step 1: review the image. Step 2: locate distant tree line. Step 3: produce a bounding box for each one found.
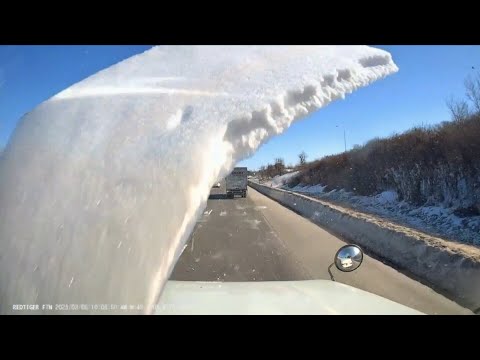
[257,151,310,180]
[258,158,286,179]
[286,71,480,210]
[256,72,480,212]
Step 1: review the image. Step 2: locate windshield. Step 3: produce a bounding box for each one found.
[0,45,478,315]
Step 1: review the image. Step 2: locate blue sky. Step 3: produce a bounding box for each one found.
[0,45,153,147]
[1,45,479,169]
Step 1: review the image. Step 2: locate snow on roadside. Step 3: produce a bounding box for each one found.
[262,171,300,188]
[298,184,328,194]
[0,45,398,314]
[283,184,480,246]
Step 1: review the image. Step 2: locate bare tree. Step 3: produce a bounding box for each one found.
[266,163,275,178]
[274,158,285,176]
[298,151,307,166]
[446,96,470,122]
[259,165,266,180]
[465,72,480,113]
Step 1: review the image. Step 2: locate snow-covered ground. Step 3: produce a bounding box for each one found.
[0,45,398,313]
[261,171,300,188]
[285,184,480,246]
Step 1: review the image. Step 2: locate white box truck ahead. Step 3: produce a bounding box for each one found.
[226,167,248,198]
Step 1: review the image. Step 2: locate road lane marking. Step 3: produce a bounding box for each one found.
[180,244,188,255]
[191,236,196,253]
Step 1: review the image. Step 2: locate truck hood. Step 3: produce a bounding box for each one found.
[156,280,423,315]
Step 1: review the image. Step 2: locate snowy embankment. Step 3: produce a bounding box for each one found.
[288,185,480,246]
[249,181,480,311]
[261,171,300,188]
[0,46,397,314]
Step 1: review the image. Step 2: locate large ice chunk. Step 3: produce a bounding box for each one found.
[0,46,397,314]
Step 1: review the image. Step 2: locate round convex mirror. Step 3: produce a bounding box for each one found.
[334,245,364,272]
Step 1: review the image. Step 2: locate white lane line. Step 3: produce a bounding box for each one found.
[191,236,196,253]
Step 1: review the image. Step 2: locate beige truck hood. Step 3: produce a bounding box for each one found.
[156,280,423,315]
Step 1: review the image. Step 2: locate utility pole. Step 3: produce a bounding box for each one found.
[344,129,347,153]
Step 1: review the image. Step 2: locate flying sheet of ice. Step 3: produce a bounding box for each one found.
[0,46,397,314]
